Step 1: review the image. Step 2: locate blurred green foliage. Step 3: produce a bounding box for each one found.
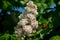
[0,0,60,40]
[49,36,60,40]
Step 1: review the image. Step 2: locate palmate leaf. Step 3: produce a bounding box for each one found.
[0,33,21,40]
[0,33,10,40]
[49,35,60,40]
[2,1,12,9]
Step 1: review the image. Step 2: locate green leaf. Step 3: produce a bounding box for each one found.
[49,36,60,40]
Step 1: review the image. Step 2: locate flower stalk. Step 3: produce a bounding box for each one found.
[15,1,38,40]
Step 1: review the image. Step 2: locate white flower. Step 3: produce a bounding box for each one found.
[30,8,36,12]
[34,4,37,9]
[32,30,36,33]
[27,13,36,21]
[18,13,28,19]
[25,6,37,13]
[31,21,38,29]
[32,10,38,16]
[18,14,24,19]
[27,1,37,9]
[18,14,27,19]
[17,19,29,26]
[27,1,33,7]
[15,1,38,38]
[25,7,31,12]
[25,1,37,13]
[23,25,33,33]
[15,28,23,37]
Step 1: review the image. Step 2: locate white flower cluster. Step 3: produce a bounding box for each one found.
[15,1,38,38]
